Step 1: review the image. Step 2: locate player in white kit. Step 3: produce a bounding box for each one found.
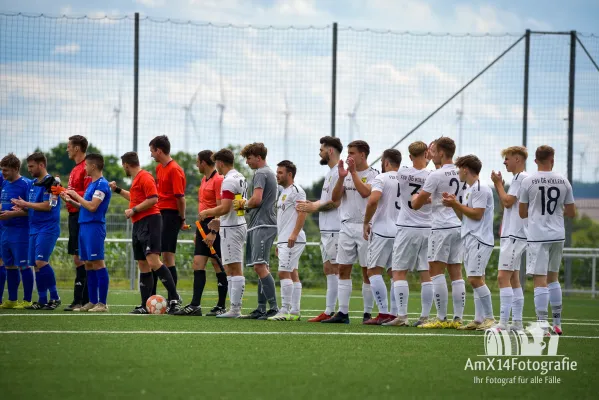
[199,149,248,318]
[412,137,467,329]
[323,140,379,324]
[519,145,576,335]
[384,141,434,327]
[362,149,402,325]
[490,146,529,331]
[269,161,307,321]
[296,137,342,322]
[443,155,496,331]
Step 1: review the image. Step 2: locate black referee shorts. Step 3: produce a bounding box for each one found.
[132,214,162,261]
[160,209,182,253]
[68,212,80,255]
[194,218,221,258]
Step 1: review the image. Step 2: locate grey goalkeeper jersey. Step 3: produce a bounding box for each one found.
[247,165,277,230]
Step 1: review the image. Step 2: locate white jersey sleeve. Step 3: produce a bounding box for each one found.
[277,185,307,243]
[370,172,400,237]
[319,166,340,232]
[422,164,464,229]
[396,167,432,229]
[461,181,494,246]
[220,169,247,227]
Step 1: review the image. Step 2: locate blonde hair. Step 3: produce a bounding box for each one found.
[501,146,528,160]
[408,141,428,157]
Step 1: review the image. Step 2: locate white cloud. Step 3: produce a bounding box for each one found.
[134,0,166,8]
[52,43,80,55]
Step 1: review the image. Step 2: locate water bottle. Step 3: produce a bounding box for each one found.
[50,176,61,208]
[235,194,245,216]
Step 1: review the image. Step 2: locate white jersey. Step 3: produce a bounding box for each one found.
[396,166,432,229]
[277,184,307,243]
[461,180,495,246]
[220,169,247,227]
[319,166,340,232]
[500,171,529,241]
[519,171,574,243]
[338,167,379,224]
[422,164,467,230]
[370,171,401,237]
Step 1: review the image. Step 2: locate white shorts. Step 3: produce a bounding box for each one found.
[367,233,394,270]
[220,225,247,265]
[427,228,463,265]
[498,238,527,271]
[320,232,339,264]
[526,241,564,276]
[336,222,368,267]
[392,227,430,272]
[277,242,306,272]
[463,234,494,277]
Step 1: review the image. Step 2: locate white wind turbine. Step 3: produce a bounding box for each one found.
[347,93,361,143]
[112,86,122,156]
[183,85,201,152]
[283,92,291,160]
[217,75,226,149]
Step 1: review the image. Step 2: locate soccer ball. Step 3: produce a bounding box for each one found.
[146,295,167,315]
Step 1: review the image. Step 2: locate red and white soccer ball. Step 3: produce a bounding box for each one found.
[146,295,167,315]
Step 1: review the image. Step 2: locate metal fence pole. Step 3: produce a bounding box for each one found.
[519,29,531,287]
[592,257,596,299]
[331,22,338,138]
[133,12,140,153]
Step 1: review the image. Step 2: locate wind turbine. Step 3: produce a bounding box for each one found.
[112,86,122,156]
[347,93,361,142]
[283,92,291,160]
[183,85,201,152]
[579,150,586,182]
[217,75,226,149]
[456,93,464,156]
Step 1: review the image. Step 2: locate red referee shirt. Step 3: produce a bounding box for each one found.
[66,160,91,213]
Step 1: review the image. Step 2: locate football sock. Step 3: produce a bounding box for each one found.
[499,287,513,325]
[512,287,524,322]
[35,270,47,304]
[548,281,562,327]
[325,274,338,314]
[389,280,398,316]
[21,267,34,302]
[431,274,448,320]
[191,270,206,307]
[421,281,433,318]
[96,268,109,305]
[168,266,178,287]
[473,290,483,322]
[139,272,153,307]
[230,276,245,310]
[393,280,409,317]
[338,279,352,314]
[280,278,293,314]
[226,276,232,305]
[155,265,178,301]
[257,279,267,312]
[362,282,374,314]
[86,269,99,304]
[369,275,388,314]
[74,264,86,304]
[7,269,20,301]
[474,284,493,319]
[291,281,302,314]
[260,273,278,310]
[451,279,466,319]
[82,268,89,305]
[0,265,6,303]
[151,270,158,296]
[40,264,59,301]
[216,272,228,308]
[534,286,549,321]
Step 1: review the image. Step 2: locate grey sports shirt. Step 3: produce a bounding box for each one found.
[247,165,277,229]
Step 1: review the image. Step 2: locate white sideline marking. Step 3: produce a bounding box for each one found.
[0,330,597,339]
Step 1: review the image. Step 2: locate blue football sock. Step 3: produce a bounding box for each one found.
[35,269,48,304]
[87,270,99,304]
[21,268,34,302]
[0,265,6,303]
[40,264,59,301]
[7,268,21,302]
[96,268,109,305]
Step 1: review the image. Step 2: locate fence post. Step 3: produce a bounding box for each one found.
[133,12,140,153]
[331,22,338,138]
[564,31,576,293]
[519,29,531,287]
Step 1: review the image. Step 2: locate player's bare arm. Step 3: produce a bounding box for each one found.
[331,160,347,203]
[519,202,529,219]
[200,198,233,220]
[362,190,381,240]
[11,197,51,212]
[124,197,158,219]
[347,158,371,198]
[491,171,516,208]
[288,209,307,248]
[109,181,131,201]
[246,187,263,209]
[65,189,102,212]
[442,192,483,221]
[0,208,27,220]
[411,190,431,211]
[564,203,576,218]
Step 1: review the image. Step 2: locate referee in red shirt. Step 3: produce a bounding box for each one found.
[64,135,92,311]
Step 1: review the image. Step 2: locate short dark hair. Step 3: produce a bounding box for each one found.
[198,150,215,166]
[436,136,456,159]
[348,140,370,158]
[149,135,171,155]
[212,148,235,166]
[320,136,343,154]
[382,149,402,167]
[69,135,89,153]
[120,152,140,167]
[27,152,47,166]
[277,160,297,178]
[240,142,268,159]
[0,153,21,170]
[85,153,104,171]
[536,145,555,162]
[455,154,482,175]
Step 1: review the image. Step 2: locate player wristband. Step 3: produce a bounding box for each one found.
[115,187,122,194]
[132,207,138,214]
[210,230,218,235]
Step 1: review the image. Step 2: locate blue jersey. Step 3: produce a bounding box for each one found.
[79,177,111,224]
[0,174,3,231]
[28,175,61,236]
[1,177,31,230]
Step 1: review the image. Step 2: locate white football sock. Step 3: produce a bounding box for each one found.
[368,275,388,314]
[499,287,513,325]
[230,276,245,310]
[389,280,398,316]
[548,281,562,326]
[473,290,483,322]
[420,282,433,318]
[474,285,493,319]
[325,274,339,314]
[511,287,524,322]
[451,279,466,319]
[534,287,549,321]
[362,282,374,314]
[291,282,302,314]
[280,278,293,314]
[227,276,232,306]
[393,280,409,317]
[338,279,352,314]
[431,274,448,320]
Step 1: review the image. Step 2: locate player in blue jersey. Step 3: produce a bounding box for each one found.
[61,154,112,312]
[11,152,62,310]
[0,154,34,309]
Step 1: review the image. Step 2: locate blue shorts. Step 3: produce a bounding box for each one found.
[29,232,59,265]
[79,223,106,261]
[1,239,29,268]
